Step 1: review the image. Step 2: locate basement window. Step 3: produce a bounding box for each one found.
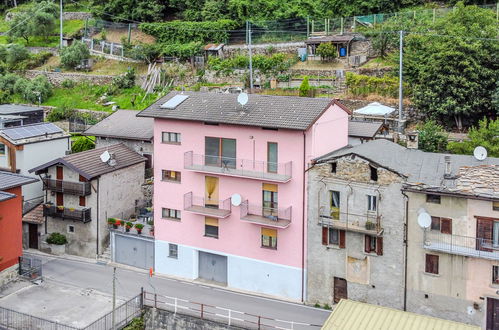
[67,225,75,233]
[369,165,378,181]
[426,194,441,204]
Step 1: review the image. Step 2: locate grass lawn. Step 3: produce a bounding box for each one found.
[0,20,84,46]
[0,17,8,33]
[360,56,396,69]
[35,56,150,75]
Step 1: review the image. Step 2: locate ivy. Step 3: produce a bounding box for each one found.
[160,42,203,60]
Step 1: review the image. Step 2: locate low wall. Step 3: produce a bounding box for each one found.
[225,41,306,57]
[0,264,18,287]
[27,47,59,55]
[5,11,91,21]
[23,70,147,87]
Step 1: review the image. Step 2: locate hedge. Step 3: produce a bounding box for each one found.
[345,72,409,98]
[160,42,203,60]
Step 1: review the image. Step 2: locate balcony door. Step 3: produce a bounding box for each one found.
[267,142,278,173]
[56,166,63,190]
[205,137,236,169]
[205,176,219,209]
[262,183,278,218]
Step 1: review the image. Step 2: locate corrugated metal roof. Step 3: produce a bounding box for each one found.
[348,120,383,138]
[29,143,145,180]
[0,171,38,190]
[0,104,43,115]
[322,300,480,330]
[83,110,153,141]
[0,190,16,202]
[137,91,351,130]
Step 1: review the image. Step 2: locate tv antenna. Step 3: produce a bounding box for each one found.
[100,150,111,163]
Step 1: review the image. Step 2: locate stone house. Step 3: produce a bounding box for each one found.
[29,143,145,258]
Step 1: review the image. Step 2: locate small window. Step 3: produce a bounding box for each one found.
[493,202,499,211]
[0,143,5,155]
[162,170,181,182]
[205,217,219,238]
[68,225,75,233]
[79,196,86,207]
[365,235,383,255]
[168,244,178,259]
[367,195,377,212]
[431,216,452,234]
[322,227,345,248]
[330,190,340,220]
[493,266,499,284]
[162,208,181,220]
[369,165,378,181]
[330,162,337,173]
[262,228,277,249]
[425,254,439,274]
[426,194,441,204]
[161,132,181,144]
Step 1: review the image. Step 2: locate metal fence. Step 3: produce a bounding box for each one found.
[18,256,42,281]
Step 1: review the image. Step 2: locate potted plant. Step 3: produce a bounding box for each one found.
[130,214,137,221]
[365,221,375,230]
[45,232,67,256]
[135,223,144,234]
[117,219,125,227]
[149,225,154,236]
[125,222,133,232]
[57,205,64,211]
[108,218,118,229]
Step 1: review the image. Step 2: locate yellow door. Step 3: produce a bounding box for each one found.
[205,176,219,208]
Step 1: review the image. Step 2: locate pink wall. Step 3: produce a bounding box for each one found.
[153,103,348,268]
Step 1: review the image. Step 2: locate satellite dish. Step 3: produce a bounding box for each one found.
[231,193,242,207]
[237,92,249,106]
[473,146,487,161]
[100,150,111,163]
[417,212,432,229]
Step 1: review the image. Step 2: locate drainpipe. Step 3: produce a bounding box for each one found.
[96,178,100,256]
[301,132,306,302]
[401,190,409,311]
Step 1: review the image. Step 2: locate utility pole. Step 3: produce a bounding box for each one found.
[398,30,404,134]
[59,0,63,49]
[112,267,116,330]
[248,22,254,91]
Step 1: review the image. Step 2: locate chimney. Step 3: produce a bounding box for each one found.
[444,156,451,177]
[406,131,418,149]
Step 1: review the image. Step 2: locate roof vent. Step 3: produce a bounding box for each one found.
[160,95,189,109]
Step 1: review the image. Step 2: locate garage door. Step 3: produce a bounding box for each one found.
[114,234,154,270]
[198,251,227,284]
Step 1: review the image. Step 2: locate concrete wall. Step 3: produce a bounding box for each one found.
[95,138,153,164]
[306,158,405,309]
[0,187,23,272]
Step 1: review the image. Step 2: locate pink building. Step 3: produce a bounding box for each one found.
[138,91,350,300]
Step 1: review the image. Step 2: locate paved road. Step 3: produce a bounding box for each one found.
[25,252,329,329]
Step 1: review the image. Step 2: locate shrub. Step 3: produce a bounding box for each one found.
[345,72,404,98]
[316,43,337,62]
[71,136,95,153]
[61,79,76,89]
[127,43,160,64]
[14,75,53,103]
[160,42,202,60]
[24,51,52,69]
[46,232,67,245]
[134,223,144,230]
[60,41,90,69]
[0,73,22,95]
[447,118,499,157]
[46,104,77,122]
[111,68,136,89]
[299,76,311,97]
[416,120,448,153]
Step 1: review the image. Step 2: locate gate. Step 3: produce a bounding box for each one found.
[112,232,154,270]
[198,251,227,284]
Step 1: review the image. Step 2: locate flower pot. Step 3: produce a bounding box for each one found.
[136,229,142,235]
[365,222,375,230]
[125,227,131,232]
[112,224,118,229]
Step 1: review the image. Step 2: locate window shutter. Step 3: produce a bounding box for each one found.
[477,218,493,252]
[440,218,452,234]
[364,235,370,253]
[322,227,328,245]
[339,230,346,248]
[376,237,383,256]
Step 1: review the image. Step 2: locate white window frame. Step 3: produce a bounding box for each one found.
[162,208,181,220]
[162,132,181,144]
[367,195,377,212]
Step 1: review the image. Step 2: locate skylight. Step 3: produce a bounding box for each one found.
[160,95,189,109]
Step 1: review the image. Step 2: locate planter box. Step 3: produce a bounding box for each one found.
[40,239,66,255]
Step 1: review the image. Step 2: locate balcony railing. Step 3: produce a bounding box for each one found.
[319,209,383,236]
[240,200,292,228]
[423,231,499,260]
[184,151,292,183]
[183,192,231,218]
[43,205,92,223]
[42,178,91,196]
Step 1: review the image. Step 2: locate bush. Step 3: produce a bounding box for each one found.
[61,79,76,89]
[345,72,404,98]
[127,43,160,63]
[0,73,22,95]
[447,118,499,157]
[416,120,448,153]
[160,42,202,60]
[316,43,337,62]
[60,41,90,69]
[71,136,95,153]
[111,68,136,90]
[299,76,311,97]
[14,75,53,103]
[46,104,77,122]
[207,53,296,76]
[46,232,67,245]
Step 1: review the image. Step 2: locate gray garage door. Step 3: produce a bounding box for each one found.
[198,251,227,284]
[114,233,154,270]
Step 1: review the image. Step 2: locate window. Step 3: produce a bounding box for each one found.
[162,170,181,182]
[493,202,499,211]
[330,162,337,173]
[267,142,278,173]
[0,143,5,155]
[162,208,181,220]
[67,225,75,233]
[205,137,236,169]
[262,183,278,218]
[330,191,340,220]
[426,194,441,204]
[205,217,219,238]
[322,227,346,247]
[369,165,378,181]
[477,217,499,251]
[431,217,452,234]
[367,195,377,212]
[425,254,439,274]
[364,236,383,255]
[168,244,178,259]
[79,196,86,207]
[493,266,499,284]
[262,228,277,249]
[162,132,181,144]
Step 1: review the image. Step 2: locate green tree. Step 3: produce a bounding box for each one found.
[447,118,499,157]
[316,43,337,62]
[91,0,165,22]
[71,136,95,153]
[492,82,499,114]
[7,1,58,44]
[299,76,311,97]
[127,43,161,64]
[416,120,448,153]
[60,41,90,69]
[14,75,52,104]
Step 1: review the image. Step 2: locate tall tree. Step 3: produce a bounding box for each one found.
[7,1,58,44]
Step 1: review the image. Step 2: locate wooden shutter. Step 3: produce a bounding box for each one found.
[79,175,87,182]
[425,254,439,274]
[322,227,328,245]
[477,217,494,252]
[440,218,452,234]
[339,230,346,248]
[364,235,370,253]
[79,196,86,207]
[376,237,383,256]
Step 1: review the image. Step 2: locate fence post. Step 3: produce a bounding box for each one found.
[128,23,132,43]
[154,293,157,308]
[140,287,144,308]
[340,17,344,35]
[353,16,356,30]
[84,18,88,37]
[110,42,114,55]
[90,38,93,51]
[174,298,177,314]
[201,304,204,319]
[258,316,261,329]
[306,16,309,38]
[228,309,231,326]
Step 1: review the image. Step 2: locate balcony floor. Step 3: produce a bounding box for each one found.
[185,205,231,219]
[241,215,291,228]
[329,221,383,236]
[424,241,499,260]
[185,164,291,183]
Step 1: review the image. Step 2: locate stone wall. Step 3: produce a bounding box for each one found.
[27,47,59,55]
[5,11,91,21]
[144,307,246,330]
[23,70,147,87]
[0,264,18,287]
[224,41,306,57]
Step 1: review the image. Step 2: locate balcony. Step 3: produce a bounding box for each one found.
[184,151,292,183]
[42,178,91,196]
[319,210,383,236]
[423,231,499,260]
[43,205,91,223]
[240,201,292,228]
[183,192,231,218]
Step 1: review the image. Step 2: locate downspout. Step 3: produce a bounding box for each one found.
[301,132,306,302]
[401,190,409,311]
[38,174,48,234]
[96,178,100,256]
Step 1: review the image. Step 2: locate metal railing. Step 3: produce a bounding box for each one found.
[42,178,91,196]
[184,192,231,212]
[319,209,382,234]
[240,200,292,222]
[43,205,92,223]
[184,151,293,182]
[423,231,499,260]
[142,291,321,330]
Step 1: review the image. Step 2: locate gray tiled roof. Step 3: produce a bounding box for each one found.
[315,139,499,195]
[348,120,384,138]
[29,143,145,180]
[0,104,43,115]
[137,91,350,130]
[0,171,38,190]
[83,110,153,141]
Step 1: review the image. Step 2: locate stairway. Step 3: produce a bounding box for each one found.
[97,245,111,264]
